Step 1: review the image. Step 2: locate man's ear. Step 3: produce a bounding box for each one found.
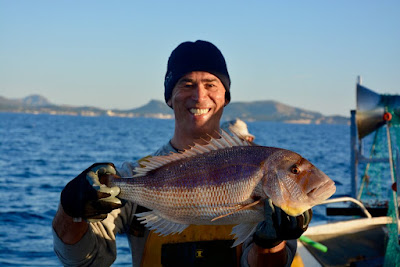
[224,89,230,107]
[167,99,173,109]
[224,98,230,107]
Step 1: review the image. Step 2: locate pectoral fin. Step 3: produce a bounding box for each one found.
[211,199,262,222]
[231,223,258,247]
[136,211,189,236]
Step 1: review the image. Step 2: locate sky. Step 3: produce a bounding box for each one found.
[0,0,399,117]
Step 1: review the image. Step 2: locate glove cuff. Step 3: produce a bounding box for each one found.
[60,178,85,218]
[253,234,283,249]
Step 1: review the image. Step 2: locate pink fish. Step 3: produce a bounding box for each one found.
[103,131,336,246]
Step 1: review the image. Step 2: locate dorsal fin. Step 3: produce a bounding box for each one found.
[132,130,251,177]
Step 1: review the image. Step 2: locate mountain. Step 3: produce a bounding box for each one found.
[0,95,348,124]
[222,100,349,124]
[0,95,52,109]
[126,100,174,116]
[21,94,52,107]
[223,100,319,121]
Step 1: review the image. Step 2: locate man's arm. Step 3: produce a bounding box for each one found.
[242,200,312,266]
[53,201,137,266]
[52,205,89,245]
[247,241,289,267]
[52,163,126,266]
[53,163,123,243]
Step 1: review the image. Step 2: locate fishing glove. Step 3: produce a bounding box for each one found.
[60,163,124,222]
[253,199,312,248]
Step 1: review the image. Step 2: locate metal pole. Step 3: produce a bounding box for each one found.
[397,148,400,209]
[386,125,399,220]
[351,110,358,199]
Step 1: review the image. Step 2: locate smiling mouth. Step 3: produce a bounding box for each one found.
[190,108,210,116]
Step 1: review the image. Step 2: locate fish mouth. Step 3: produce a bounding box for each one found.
[190,108,211,116]
[307,179,336,200]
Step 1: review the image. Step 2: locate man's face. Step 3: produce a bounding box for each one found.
[168,71,228,137]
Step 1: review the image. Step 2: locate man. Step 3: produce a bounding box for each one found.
[53,40,311,266]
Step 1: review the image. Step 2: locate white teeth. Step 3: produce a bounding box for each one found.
[190,108,209,115]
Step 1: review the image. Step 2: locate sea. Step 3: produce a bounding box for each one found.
[0,112,351,266]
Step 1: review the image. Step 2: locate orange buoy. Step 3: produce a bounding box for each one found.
[392,182,397,192]
[383,112,392,121]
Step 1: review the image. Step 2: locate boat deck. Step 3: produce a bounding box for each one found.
[300,217,391,266]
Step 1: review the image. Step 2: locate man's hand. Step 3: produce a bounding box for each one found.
[60,163,124,222]
[253,199,312,248]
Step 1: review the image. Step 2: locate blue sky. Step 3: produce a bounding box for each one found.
[1,1,399,116]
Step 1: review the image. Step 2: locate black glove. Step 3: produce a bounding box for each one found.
[253,199,312,248]
[61,163,124,222]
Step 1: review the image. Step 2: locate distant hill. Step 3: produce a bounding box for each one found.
[21,94,52,106]
[0,94,348,124]
[222,100,349,124]
[0,95,52,109]
[126,100,174,117]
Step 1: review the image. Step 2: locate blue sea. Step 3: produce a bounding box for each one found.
[0,112,351,266]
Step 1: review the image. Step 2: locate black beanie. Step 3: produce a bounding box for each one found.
[164,40,231,106]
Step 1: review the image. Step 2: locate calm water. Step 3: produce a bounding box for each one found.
[0,113,350,266]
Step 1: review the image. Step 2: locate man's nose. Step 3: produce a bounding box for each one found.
[192,85,208,101]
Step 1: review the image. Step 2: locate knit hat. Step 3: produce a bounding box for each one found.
[164,40,231,106]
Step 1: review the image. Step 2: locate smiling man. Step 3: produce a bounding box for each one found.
[167,71,227,149]
[53,40,310,266]
[164,41,231,150]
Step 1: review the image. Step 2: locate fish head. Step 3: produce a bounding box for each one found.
[262,149,336,216]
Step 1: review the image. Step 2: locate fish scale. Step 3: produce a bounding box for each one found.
[117,149,266,206]
[104,131,336,246]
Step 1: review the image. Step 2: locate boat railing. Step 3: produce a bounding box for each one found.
[322,196,372,218]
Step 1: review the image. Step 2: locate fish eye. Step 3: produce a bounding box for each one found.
[291,165,300,174]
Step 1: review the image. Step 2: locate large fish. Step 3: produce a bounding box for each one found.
[102,131,336,246]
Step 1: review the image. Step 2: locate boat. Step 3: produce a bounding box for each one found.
[296,77,400,267]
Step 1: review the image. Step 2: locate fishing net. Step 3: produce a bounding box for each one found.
[383,108,400,267]
[358,105,400,266]
[358,127,392,205]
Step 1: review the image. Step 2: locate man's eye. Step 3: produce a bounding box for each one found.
[205,83,216,89]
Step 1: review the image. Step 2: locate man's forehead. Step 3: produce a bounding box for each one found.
[178,71,220,82]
